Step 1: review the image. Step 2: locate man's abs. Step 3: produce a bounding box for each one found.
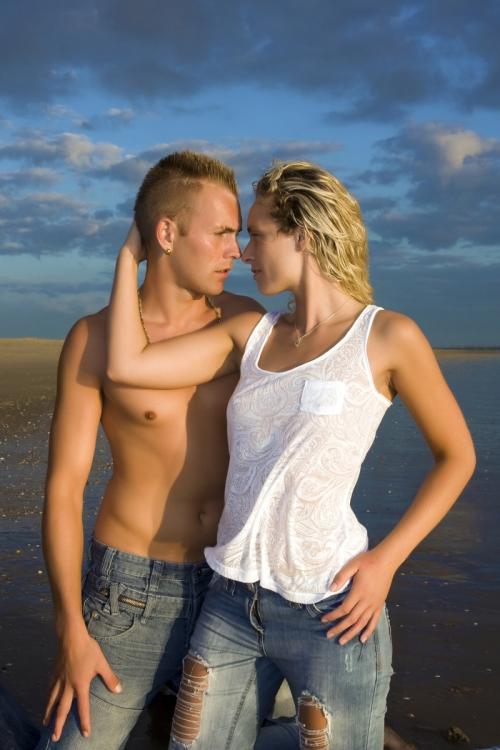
[94,373,237,562]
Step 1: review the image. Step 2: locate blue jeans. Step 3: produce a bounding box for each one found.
[36,538,213,749]
[169,576,393,750]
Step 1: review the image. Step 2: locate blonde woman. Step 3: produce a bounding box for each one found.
[107,162,475,750]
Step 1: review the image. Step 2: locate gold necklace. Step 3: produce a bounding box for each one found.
[137,289,151,344]
[293,299,349,348]
[137,290,222,345]
[205,295,222,323]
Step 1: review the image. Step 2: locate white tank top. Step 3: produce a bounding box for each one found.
[205,305,392,604]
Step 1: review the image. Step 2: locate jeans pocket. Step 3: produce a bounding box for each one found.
[83,586,140,642]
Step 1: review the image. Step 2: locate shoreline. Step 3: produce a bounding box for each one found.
[1,337,499,351]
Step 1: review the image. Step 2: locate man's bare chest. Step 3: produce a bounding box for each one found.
[101,372,239,428]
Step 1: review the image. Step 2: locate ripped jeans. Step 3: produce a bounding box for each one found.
[169,575,392,750]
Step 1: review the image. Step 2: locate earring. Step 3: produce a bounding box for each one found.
[162,246,173,256]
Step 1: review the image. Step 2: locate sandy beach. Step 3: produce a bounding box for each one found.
[1,339,499,749]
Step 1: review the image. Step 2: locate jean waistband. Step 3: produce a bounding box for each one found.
[89,537,212,581]
[217,575,350,608]
[219,575,260,594]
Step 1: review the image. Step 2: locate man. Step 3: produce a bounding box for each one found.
[37,151,260,748]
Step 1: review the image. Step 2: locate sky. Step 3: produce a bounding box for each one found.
[1,0,499,345]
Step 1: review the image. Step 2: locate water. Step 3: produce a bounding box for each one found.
[1,350,499,614]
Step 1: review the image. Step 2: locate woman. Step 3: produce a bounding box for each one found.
[107,161,475,749]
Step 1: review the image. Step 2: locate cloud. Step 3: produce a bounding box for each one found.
[92,139,342,188]
[0,167,59,188]
[432,129,492,172]
[105,107,134,123]
[0,134,343,256]
[80,107,135,131]
[1,1,499,120]
[0,131,123,170]
[3,123,497,266]
[43,104,134,131]
[357,122,500,253]
[44,104,83,123]
[0,190,127,257]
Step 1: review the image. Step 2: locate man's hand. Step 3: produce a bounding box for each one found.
[321,549,396,645]
[43,625,122,741]
[122,222,146,263]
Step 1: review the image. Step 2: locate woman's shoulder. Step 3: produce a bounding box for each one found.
[372,308,424,341]
[370,308,433,367]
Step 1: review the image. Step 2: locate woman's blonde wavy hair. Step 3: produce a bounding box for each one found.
[254,161,373,304]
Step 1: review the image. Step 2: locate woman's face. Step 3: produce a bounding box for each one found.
[241,200,301,295]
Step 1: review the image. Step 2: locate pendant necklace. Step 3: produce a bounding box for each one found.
[293,299,349,348]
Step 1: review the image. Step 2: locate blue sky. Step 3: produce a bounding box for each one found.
[1,0,499,345]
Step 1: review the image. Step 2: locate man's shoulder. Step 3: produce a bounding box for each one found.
[215,291,265,319]
[65,307,108,343]
[60,308,108,375]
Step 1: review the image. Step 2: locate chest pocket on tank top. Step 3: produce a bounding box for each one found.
[299,379,346,416]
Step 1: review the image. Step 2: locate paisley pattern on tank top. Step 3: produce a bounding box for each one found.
[205,305,391,604]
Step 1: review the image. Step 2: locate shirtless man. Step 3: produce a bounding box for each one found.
[37,151,258,749]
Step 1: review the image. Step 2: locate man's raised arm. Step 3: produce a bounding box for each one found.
[42,317,121,741]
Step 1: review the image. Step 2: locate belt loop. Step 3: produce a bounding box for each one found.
[109,581,120,615]
[101,545,116,578]
[141,560,162,623]
[83,540,93,582]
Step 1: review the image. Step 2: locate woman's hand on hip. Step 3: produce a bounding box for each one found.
[321,549,396,644]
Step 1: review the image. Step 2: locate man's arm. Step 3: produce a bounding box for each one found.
[42,317,121,741]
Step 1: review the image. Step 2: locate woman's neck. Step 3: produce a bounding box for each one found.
[288,267,363,334]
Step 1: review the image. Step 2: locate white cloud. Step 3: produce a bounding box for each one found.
[105,107,134,123]
[0,131,124,171]
[59,133,123,169]
[432,127,497,171]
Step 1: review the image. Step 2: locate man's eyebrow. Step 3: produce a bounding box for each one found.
[216,224,241,233]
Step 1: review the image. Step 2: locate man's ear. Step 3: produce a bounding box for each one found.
[155,216,176,254]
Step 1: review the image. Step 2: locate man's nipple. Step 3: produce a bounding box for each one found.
[144,410,157,421]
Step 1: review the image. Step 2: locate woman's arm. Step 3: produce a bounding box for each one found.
[107,225,257,389]
[322,314,476,643]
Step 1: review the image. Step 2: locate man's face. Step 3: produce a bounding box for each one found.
[170,181,241,296]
